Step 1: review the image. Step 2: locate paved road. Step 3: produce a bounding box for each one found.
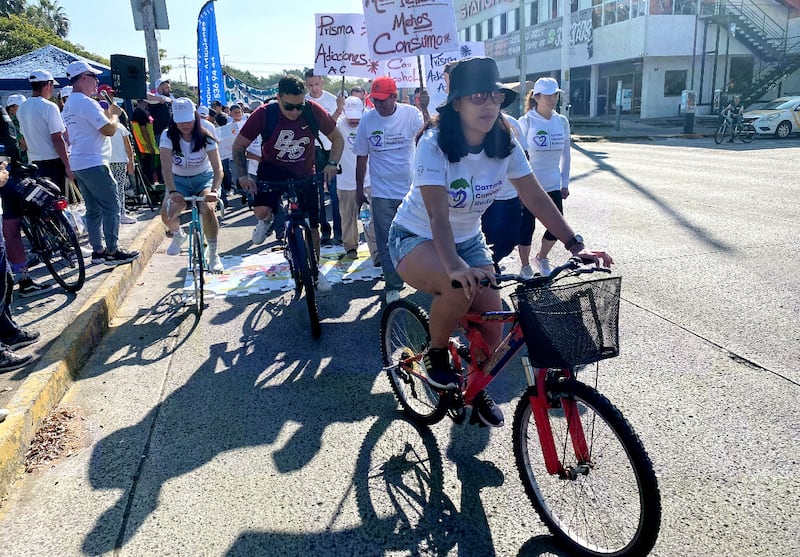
[0,136,798,556]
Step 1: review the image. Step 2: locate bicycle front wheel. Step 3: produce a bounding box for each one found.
[191,228,204,315]
[291,225,321,338]
[513,379,661,556]
[380,300,447,425]
[739,124,756,143]
[714,122,728,144]
[28,212,85,292]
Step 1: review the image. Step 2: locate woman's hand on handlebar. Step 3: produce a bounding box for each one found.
[574,248,614,268]
[204,190,218,203]
[449,266,495,299]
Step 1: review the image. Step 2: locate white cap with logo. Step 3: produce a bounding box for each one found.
[172,97,196,123]
[28,69,58,85]
[344,96,364,119]
[65,60,102,80]
[6,94,26,107]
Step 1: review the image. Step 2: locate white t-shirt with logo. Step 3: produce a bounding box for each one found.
[336,117,369,191]
[61,92,112,171]
[496,114,528,201]
[394,128,531,243]
[354,103,423,200]
[519,109,571,192]
[159,130,217,177]
[108,124,132,164]
[17,96,66,162]
[216,116,248,160]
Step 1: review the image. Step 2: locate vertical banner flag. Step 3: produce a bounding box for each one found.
[197,1,223,108]
[426,42,485,109]
[363,0,458,61]
[313,13,419,87]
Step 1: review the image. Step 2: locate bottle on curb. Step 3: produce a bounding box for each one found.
[359,202,371,227]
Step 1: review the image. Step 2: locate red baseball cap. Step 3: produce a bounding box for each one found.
[370,76,397,101]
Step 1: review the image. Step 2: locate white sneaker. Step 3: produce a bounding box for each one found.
[316,271,332,292]
[120,214,137,224]
[80,246,93,257]
[252,218,271,245]
[205,245,224,273]
[166,228,187,256]
[534,256,552,276]
[0,408,9,423]
[385,290,401,304]
[520,265,534,280]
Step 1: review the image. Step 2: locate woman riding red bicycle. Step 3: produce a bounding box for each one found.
[387,57,612,427]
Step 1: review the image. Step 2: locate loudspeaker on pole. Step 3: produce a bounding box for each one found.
[110,54,147,99]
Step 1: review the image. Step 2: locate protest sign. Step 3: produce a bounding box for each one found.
[363,0,458,60]
[426,42,484,109]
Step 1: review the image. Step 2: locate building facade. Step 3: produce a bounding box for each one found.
[455,0,800,117]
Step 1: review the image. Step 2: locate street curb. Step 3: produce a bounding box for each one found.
[0,216,165,502]
[571,132,714,142]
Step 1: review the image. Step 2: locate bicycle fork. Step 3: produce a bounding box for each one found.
[521,357,592,480]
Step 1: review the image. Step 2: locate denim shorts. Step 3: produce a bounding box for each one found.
[388,223,493,269]
[173,170,214,197]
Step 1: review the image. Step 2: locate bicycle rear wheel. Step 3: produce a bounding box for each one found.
[291,225,321,338]
[26,212,85,292]
[714,122,727,144]
[380,300,447,425]
[191,228,204,315]
[739,124,755,143]
[512,379,661,556]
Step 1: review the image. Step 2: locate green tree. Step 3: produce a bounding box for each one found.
[0,0,26,16]
[0,14,104,64]
[25,0,70,39]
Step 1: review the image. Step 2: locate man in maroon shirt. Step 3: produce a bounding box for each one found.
[233,75,344,291]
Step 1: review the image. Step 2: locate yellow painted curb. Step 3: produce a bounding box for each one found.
[0,217,165,501]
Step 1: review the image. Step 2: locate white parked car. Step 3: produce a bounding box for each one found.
[744,96,800,138]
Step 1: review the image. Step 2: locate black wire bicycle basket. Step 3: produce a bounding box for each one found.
[510,275,622,368]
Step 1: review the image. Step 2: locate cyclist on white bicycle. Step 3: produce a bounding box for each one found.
[721,95,744,143]
[387,57,612,427]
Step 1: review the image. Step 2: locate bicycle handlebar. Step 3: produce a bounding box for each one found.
[255,173,322,193]
[450,257,611,289]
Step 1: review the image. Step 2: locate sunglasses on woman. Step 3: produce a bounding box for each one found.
[468,91,506,106]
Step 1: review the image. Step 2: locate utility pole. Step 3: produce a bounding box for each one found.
[141,0,161,89]
[560,0,571,116]
[182,55,189,84]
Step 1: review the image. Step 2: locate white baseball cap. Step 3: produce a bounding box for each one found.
[344,96,364,119]
[197,105,210,117]
[172,97,196,124]
[533,77,563,96]
[59,86,72,98]
[155,78,170,90]
[6,94,26,107]
[66,60,102,80]
[28,69,58,85]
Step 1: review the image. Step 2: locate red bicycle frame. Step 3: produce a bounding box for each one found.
[452,310,591,478]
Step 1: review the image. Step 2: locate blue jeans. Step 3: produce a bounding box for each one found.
[372,197,404,291]
[73,165,121,253]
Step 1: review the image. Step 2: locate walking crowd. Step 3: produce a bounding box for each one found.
[1,53,608,429]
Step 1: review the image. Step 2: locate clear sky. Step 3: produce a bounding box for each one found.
[59,0,366,84]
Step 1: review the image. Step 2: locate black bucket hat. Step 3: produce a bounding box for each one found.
[437,56,517,113]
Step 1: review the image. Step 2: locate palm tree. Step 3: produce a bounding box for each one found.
[26,0,71,39]
[0,0,26,17]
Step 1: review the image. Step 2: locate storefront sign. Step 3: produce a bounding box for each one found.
[485,8,592,58]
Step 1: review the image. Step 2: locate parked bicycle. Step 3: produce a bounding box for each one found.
[13,165,85,292]
[714,115,755,144]
[380,258,661,556]
[258,175,323,338]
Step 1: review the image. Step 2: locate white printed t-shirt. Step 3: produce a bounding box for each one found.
[354,103,423,200]
[216,116,247,160]
[519,109,571,192]
[496,114,528,201]
[159,130,216,177]
[61,92,112,171]
[17,96,65,162]
[335,117,369,191]
[394,128,531,243]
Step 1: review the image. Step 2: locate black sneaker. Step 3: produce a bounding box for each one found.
[1,329,41,351]
[18,278,51,298]
[470,390,505,428]
[320,237,333,247]
[423,347,459,390]
[90,250,106,264]
[0,349,32,372]
[104,249,139,266]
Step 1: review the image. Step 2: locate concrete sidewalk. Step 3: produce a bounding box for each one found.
[570,116,719,141]
[0,205,165,501]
